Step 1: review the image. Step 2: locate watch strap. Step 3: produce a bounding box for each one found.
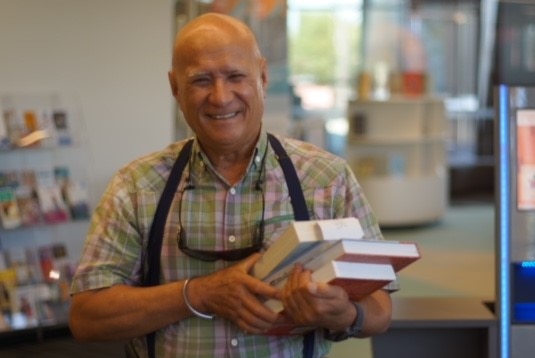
[324,302,365,342]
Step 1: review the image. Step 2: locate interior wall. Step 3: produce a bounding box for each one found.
[0,0,175,207]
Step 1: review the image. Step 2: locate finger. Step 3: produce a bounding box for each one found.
[237,270,280,301]
[237,252,263,273]
[307,281,338,299]
[288,263,304,289]
[234,294,279,333]
[283,269,316,322]
[242,288,280,320]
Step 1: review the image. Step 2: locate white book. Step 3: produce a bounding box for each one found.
[253,217,364,280]
[303,238,420,274]
[264,260,396,314]
[262,238,419,291]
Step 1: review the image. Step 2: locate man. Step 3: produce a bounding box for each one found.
[69,13,392,357]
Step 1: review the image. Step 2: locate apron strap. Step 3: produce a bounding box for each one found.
[145,134,314,358]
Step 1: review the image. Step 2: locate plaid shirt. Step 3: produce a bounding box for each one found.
[71,131,385,358]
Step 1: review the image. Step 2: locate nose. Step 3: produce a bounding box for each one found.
[209,79,233,106]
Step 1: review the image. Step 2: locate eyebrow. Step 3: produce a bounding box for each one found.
[186,68,245,79]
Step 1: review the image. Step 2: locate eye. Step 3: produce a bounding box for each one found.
[191,76,210,86]
[229,73,245,82]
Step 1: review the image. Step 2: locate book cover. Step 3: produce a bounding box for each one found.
[0,170,19,188]
[3,109,24,147]
[37,243,71,301]
[35,168,56,188]
[253,217,364,280]
[25,247,43,283]
[9,284,39,329]
[64,182,90,219]
[17,109,50,148]
[52,110,72,146]
[6,246,31,285]
[53,166,70,188]
[38,246,55,283]
[0,187,22,229]
[36,185,70,223]
[39,109,58,148]
[15,186,42,226]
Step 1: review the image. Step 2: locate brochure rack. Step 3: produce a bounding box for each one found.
[0,93,90,338]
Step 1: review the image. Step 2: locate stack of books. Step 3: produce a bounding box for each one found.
[253,217,421,335]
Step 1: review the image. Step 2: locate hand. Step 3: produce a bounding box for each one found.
[186,253,280,334]
[278,264,357,332]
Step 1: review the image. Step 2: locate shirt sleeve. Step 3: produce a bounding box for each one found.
[70,168,154,294]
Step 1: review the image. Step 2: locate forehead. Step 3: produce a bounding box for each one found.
[175,20,260,67]
[179,35,256,76]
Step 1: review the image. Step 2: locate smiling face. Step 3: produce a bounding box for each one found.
[168,14,268,156]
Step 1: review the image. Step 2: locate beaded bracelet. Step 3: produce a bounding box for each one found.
[182,278,215,320]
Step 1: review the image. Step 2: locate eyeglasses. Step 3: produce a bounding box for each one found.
[177,183,265,262]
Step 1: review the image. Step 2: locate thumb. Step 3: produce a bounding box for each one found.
[307,281,336,298]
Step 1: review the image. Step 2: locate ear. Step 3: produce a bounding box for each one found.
[168,70,178,97]
[260,59,269,97]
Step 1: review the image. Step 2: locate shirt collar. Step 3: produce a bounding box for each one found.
[189,129,269,184]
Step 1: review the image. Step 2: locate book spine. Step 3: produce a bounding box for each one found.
[262,240,339,286]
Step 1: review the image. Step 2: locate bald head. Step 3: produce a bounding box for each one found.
[167,12,269,160]
[171,13,262,70]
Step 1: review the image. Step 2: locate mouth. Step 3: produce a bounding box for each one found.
[209,112,239,120]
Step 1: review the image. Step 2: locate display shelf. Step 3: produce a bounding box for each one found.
[0,92,89,337]
[346,97,448,226]
[355,176,447,226]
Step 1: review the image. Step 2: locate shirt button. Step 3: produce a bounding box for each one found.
[231,338,238,347]
[229,187,236,195]
[255,155,261,164]
[228,235,236,243]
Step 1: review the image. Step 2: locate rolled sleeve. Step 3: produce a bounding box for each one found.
[71,169,156,294]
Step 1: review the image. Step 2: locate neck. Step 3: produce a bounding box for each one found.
[214,155,251,185]
[197,133,261,185]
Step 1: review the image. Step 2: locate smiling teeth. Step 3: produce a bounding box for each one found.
[213,112,237,119]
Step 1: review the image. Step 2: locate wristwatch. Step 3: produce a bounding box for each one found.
[324,302,365,342]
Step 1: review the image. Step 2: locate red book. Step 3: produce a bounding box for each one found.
[315,239,421,272]
[263,260,396,335]
[263,239,420,294]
